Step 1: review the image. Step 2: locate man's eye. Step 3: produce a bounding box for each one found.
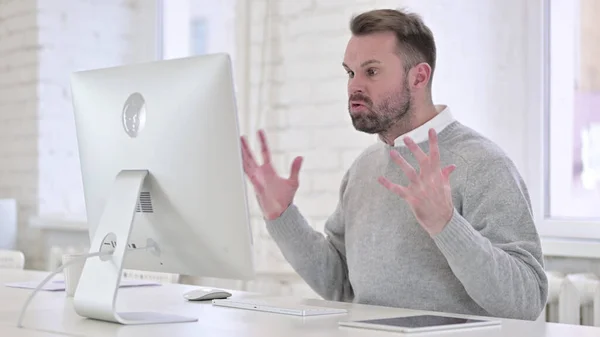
[347,71,354,78]
[367,68,377,76]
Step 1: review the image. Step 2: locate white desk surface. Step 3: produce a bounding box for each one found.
[0,269,599,337]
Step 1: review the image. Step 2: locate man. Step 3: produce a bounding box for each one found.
[240,8,548,321]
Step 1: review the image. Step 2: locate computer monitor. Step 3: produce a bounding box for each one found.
[69,53,255,325]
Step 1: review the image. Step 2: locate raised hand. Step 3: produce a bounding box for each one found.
[241,130,303,220]
[378,128,456,235]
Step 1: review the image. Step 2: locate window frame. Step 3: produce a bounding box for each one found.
[528,0,600,257]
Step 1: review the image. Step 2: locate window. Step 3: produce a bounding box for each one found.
[157,0,249,133]
[535,0,600,242]
[547,0,600,220]
[158,0,237,60]
[190,18,209,55]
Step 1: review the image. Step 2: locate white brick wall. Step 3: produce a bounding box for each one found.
[0,0,157,268]
[0,0,43,268]
[36,0,157,220]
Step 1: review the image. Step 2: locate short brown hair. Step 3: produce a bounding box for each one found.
[350,9,436,86]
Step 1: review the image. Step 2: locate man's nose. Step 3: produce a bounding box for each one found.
[348,78,366,96]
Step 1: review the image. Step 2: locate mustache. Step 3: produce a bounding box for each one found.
[349,93,373,107]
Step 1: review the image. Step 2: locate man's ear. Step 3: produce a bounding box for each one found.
[410,62,432,89]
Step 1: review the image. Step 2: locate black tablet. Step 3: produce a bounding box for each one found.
[339,314,501,333]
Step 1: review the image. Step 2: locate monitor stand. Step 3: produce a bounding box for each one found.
[73,169,198,325]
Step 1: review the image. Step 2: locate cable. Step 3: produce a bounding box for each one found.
[16,250,113,328]
[16,243,155,330]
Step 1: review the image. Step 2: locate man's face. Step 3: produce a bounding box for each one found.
[343,31,412,134]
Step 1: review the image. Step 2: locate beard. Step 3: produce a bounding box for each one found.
[348,81,412,135]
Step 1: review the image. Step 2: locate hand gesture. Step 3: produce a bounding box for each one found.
[378,129,456,235]
[241,130,303,220]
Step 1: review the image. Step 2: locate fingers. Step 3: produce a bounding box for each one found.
[240,136,258,173]
[289,156,303,182]
[442,165,456,181]
[403,136,428,165]
[240,129,273,172]
[378,176,408,198]
[378,176,418,205]
[428,129,440,172]
[258,129,272,165]
[390,150,418,182]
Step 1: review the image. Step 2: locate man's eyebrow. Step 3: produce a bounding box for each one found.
[342,59,381,69]
[360,59,381,67]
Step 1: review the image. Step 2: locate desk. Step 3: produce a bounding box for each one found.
[0,269,599,336]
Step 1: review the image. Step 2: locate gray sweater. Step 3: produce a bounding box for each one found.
[265,111,548,321]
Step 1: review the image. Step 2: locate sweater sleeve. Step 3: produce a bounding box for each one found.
[431,157,548,321]
[264,173,353,302]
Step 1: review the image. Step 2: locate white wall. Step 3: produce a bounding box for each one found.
[37,0,158,220]
[0,0,158,268]
[0,0,40,266]
[244,0,531,276]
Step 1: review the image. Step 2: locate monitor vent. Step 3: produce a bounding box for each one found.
[136,191,154,213]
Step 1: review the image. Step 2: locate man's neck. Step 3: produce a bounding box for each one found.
[379,103,439,146]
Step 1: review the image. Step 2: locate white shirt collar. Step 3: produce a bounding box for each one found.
[382,105,455,147]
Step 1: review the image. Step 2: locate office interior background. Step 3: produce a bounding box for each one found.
[0,0,599,301]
